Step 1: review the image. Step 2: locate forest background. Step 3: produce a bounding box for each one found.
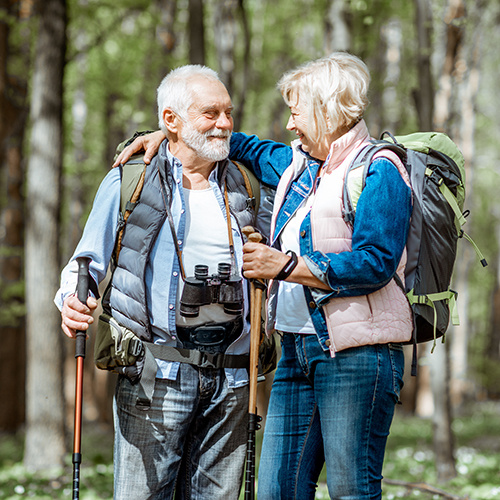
[1,0,500,499]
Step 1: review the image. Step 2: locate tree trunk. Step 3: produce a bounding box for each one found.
[0,0,30,432]
[486,249,500,398]
[213,0,237,96]
[232,0,251,131]
[323,0,351,54]
[429,341,456,482]
[433,0,465,133]
[449,0,485,409]
[427,0,468,482]
[188,0,205,65]
[156,0,177,56]
[24,0,67,470]
[156,0,177,94]
[413,0,434,131]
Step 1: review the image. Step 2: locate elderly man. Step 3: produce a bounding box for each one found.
[55,65,269,499]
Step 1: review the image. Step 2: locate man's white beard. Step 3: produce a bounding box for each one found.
[182,122,231,162]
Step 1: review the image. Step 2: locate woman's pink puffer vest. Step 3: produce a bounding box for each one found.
[269,120,413,356]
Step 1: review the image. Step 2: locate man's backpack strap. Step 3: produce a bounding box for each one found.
[233,161,260,212]
[135,342,250,410]
[115,158,148,260]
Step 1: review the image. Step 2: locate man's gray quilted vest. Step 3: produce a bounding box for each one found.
[108,154,272,342]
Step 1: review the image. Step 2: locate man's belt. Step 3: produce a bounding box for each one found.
[135,340,249,410]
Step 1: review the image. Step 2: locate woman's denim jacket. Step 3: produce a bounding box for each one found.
[229,123,413,352]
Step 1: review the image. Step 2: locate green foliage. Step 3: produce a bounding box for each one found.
[2,403,500,499]
[0,279,25,327]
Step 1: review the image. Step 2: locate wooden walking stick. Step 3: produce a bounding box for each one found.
[242,226,266,500]
[72,257,91,500]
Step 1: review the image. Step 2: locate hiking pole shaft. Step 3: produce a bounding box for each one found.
[72,257,91,500]
[242,227,263,500]
[244,277,261,500]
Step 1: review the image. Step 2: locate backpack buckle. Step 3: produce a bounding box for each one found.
[428,171,443,186]
[246,196,256,210]
[129,338,144,357]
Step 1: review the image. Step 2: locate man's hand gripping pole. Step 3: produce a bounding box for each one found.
[72,257,91,500]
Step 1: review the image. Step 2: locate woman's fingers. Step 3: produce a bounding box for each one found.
[112,131,166,168]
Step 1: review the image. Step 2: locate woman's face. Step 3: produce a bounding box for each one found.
[285,94,331,161]
[286,92,347,161]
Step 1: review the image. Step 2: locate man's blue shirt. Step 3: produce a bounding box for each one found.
[55,143,250,388]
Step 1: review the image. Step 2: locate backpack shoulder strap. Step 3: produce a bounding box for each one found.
[342,140,406,226]
[232,160,260,212]
[115,156,148,260]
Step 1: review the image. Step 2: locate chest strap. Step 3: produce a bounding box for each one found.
[135,342,249,410]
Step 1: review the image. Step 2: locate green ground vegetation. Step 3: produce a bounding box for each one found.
[1,401,499,500]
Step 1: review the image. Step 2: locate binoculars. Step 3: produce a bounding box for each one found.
[179,263,244,318]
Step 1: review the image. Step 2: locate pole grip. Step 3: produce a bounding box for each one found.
[76,257,91,305]
[75,257,91,359]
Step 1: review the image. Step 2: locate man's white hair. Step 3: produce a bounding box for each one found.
[157,65,222,134]
[277,52,370,143]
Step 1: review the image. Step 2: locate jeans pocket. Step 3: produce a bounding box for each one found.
[388,343,405,400]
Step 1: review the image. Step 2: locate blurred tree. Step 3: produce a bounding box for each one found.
[231,0,250,131]
[413,0,434,131]
[213,0,237,95]
[0,0,30,431]
[323,0,351,53]
[24,0,67,470]
[188,0,205,64]
[428,0,470,484]
[448,0,487,409]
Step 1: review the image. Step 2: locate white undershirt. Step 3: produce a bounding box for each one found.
[176,187,237,327]
[275,193,316,334]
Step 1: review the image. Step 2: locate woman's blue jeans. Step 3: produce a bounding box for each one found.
[257,334,404,500]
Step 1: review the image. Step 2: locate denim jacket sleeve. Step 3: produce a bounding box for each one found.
[229,132,292,188]
[303,158,412,304]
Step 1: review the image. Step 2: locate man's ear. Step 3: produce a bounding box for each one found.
[163,108,180,134]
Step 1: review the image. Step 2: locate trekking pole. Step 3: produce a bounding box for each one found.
[72,257,91,500]
[242,226,265,500]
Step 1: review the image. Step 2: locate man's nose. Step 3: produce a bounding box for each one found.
[216,113,233,130]
[286,115,295,131]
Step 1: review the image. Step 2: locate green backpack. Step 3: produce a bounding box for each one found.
[343,131,487,374]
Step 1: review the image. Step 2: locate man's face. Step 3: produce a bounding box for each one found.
[180,79,234,162]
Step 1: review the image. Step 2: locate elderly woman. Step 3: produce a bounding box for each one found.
[116,52,413,500]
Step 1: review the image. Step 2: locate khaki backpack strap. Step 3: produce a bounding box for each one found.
[233,161,260,213]
[115,160,147,260]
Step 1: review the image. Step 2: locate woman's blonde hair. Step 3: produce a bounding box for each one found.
[278,52,370,143]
